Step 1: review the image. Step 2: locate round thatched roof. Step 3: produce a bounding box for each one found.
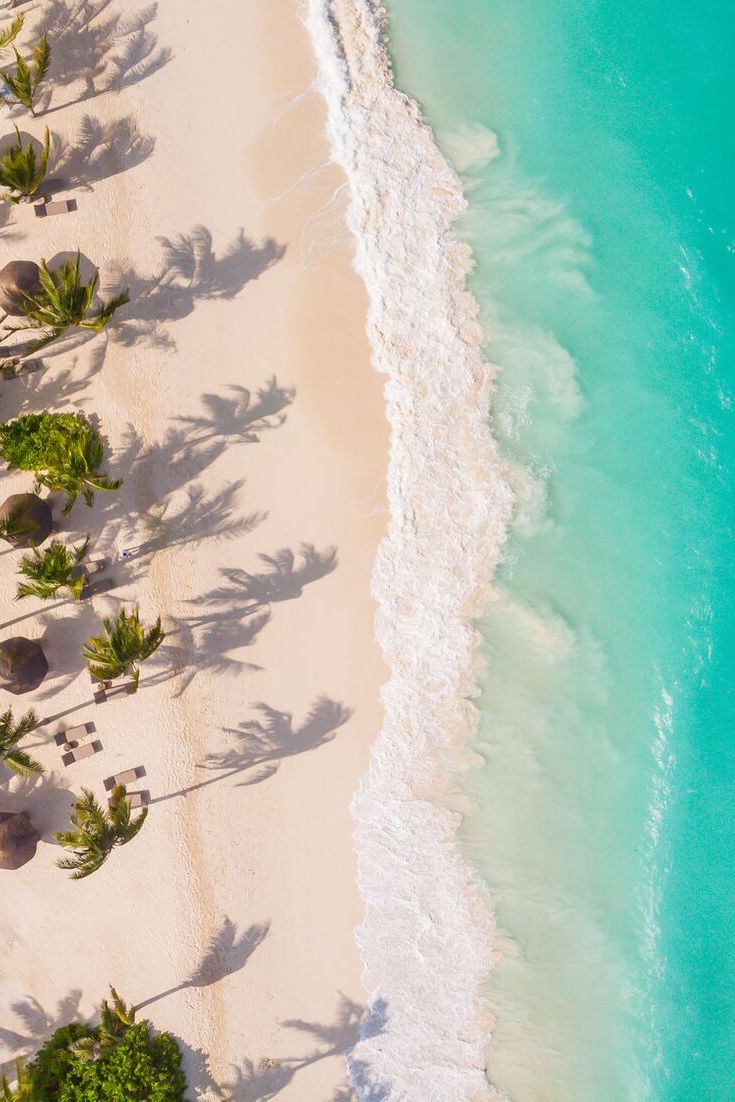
[0,493,53,548]
[0,260,41,316]
[0,637,48,694]
[0,810,39,870]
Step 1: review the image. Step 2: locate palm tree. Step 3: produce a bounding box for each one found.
[0,1058,34,1102]
[0,126,49,203]
[0,15,24,54]
[70,986,136,1062]
[0,412,122,514]
[16,536,90,601]
[2,253,129,355]
[0,36,50,116]
[0,706,42,775]
[82,606,165,693]
[55,786,147,879]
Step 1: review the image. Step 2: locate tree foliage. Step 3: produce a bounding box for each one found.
[16,535,90,601]
[82,605,165,691]
[0,412,121,513]
[0,36,50,115]
[0,125,49,202]
[5,990,186,1101]
[4,253,129,355]
[0,706,41,775]
[54,786,147,879]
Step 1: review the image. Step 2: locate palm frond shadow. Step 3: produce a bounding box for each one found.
[0,769,74,838]
[135,916,270,1013]
[218,996,390,1102]
[150,697,352,804]
[0,346,105,421]
[55,113,155,190]
[31,604,103,699]
[39,0,171,114]
[202,544,338,611]
[106,226,286,351]
[176,378,295,444]
[0,990,83,1078]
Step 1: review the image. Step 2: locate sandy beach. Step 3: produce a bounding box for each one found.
[0,1,388,1098]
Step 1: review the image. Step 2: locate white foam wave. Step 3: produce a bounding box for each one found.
[305,2,513,1098]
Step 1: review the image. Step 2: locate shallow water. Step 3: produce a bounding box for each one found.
[385,1,735,1098]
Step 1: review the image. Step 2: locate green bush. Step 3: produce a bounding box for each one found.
[53,1022,186,1102]
[18,1013,186,1102]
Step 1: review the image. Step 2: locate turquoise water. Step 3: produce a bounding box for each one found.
[386,2,735,1098]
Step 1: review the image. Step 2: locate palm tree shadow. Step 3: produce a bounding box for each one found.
[176,377,295,445]
[106,226,286,351]
[203,544,338,611]
[218,995,390,1101]
[39,0,172,114]
[0,769,74,839]
[151,697,352,803]
[135,916,270,1013]
[54,114,155,190]
[0,989,83,1078]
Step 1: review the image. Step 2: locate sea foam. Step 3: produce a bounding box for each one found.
[305,2,513,1097]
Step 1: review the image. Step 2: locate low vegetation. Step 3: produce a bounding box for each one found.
[0,412,122,513]
[0,988,187,1101]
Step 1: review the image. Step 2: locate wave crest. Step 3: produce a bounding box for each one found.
[306,1,513,1097]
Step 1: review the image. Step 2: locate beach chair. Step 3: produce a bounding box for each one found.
[34,199,77,218]
[103,767,142,792]
[61,741,101,767]
[110,790,148,810]
[54,724,89,748]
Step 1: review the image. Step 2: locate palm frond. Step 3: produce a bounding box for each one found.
[0,15,24,52]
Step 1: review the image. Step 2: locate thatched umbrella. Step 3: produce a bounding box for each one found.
[0,260,41,317]
[0,493,53,548]
[0,637,48,694]
[0,810,39,869]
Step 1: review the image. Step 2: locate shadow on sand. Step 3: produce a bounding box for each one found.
[0,990,83,1079]
[150,696,352,804]
[106,226,286,351]
[55,114,156,190]
[39,0,171,114]
[217,996,390,1101]
[135,916,270,1012]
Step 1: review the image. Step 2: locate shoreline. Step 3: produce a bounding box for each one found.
[308,1,512,1097]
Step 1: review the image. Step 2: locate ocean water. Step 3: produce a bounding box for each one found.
[382,1,735,1100]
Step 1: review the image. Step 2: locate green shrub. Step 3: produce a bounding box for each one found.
[54,1022,186,1102]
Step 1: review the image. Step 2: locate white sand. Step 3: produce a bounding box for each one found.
[0,1,387,1098]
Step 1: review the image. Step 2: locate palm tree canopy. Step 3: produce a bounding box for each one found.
[0,127,49,202]
[0,260,41,316]
[0,637,47,694]
[55,786,147,879]
[83,606,165,689]
[16,535,90,601]
[0,706,41,775]
[0,493,52,547]
[15,253,129,333]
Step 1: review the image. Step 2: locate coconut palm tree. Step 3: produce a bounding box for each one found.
[70,986,136,1062]
[0,15,24,54]
[82,606,165,693]
[0,412,122,514]
[0,1058,33,1102]
[0,126,49,203]
[16,535,90,601]
[0,36,50,116]
[55,786,147,879]
[2,253,129,355]
[0,706,41,775]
